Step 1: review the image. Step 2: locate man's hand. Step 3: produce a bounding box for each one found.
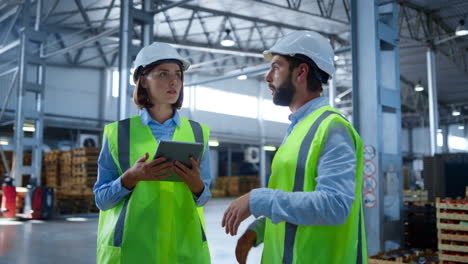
[235,230,257,264]
[222,192,251,236]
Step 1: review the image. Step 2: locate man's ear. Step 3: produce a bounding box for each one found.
[296,63,309,83]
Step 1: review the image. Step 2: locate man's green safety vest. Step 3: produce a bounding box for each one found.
[262,105,367,264]
[96,115,211,264]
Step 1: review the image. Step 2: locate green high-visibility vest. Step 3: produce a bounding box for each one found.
[262,105,367,264]
[96,115,211,264]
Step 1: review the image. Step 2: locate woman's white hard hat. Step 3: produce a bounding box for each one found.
[133,42,190,72]
[263,30,335,76]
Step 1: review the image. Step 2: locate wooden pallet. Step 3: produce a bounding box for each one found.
[54,188,97,215]
[368,258,405,264]
[436,197,468,263]
[368,248,438,264]
[403,190,428,203]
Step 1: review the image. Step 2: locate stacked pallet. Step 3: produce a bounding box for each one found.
[59,151,73,190]
[403,202,437,249]
[368,248,437,264]
[55,189,97,215]
[403,190,428,203]
[72,147,99,190]
[216,176,259,196]
[436,197,468,263]
[43,150,62,187]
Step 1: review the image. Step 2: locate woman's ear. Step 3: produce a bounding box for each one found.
[140,77,147,89]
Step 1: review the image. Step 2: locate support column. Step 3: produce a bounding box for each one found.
[442,125,449,153]
[352,0,402,254]
[329,74,336,107]
[118,0,154,120]
[227,146,232,177]
[258,80,266,188]
[11,0,46,187]
[465,121,468,151]
[427,48,439,156]
[408,126,413,156]
[12,29,26,186]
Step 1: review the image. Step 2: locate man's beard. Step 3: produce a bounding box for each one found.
[272,75,295,106]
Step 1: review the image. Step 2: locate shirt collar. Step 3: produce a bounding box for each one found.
[139,108,181,127]
[288,96,329,124]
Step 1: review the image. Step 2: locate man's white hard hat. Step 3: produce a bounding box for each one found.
[133,42,190,74]
[263,30,335,76]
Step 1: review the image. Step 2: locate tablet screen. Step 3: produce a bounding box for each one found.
[154,140,204,182]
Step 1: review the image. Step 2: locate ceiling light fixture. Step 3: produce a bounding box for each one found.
[456,19,468,36]
[237,74,247,80]
[220,29,235,47]
[458,125,465,130]
[263,146,277,152]
[414,81,424,92]
[208,140,219,147]
[452,109,461,116]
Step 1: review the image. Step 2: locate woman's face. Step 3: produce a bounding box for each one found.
[141,62,183,106]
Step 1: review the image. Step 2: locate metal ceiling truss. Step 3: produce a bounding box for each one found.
[1,0,466,121]
[254,0,349,23]
[399,2,468,75]
[2,0,350,69]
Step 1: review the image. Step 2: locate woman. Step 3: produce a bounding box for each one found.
[94,42,211,263]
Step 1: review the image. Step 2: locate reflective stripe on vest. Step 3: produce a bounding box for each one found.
[114,118,131,247]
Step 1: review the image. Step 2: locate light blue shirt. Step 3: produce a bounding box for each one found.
[94,109,212,211]
[248,96,357,245]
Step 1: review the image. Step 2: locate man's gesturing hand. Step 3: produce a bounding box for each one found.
[235,230,257,264]
[222,192,251,236]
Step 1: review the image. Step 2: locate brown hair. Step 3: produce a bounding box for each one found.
[132,63,184,110]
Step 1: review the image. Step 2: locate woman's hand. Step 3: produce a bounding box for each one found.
[121,152,173,189]
[173,157,204,197]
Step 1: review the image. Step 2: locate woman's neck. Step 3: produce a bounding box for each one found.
[147,104,174,124]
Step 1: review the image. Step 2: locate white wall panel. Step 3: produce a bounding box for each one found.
[402,126,468,155]
[45,66,100,118]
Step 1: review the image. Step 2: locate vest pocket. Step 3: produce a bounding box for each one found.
[97,244,121,264]
[113,197,130,247]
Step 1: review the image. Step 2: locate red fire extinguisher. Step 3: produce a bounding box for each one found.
[1,177,17,218]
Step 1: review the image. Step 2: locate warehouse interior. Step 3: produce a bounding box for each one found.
[0,0,467,263]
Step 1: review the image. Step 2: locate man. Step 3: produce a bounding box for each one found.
[222,30,367,264]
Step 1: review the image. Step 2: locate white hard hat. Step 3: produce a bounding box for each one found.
[263,30,335,76]
[133,42,190,73]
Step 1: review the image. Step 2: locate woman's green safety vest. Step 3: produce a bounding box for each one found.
[96,115,211,264]
[262,105,367,264]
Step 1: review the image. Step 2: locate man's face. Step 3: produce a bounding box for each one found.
[264,55,295,106]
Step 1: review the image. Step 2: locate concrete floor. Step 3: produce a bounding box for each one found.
[0,197,263,264]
